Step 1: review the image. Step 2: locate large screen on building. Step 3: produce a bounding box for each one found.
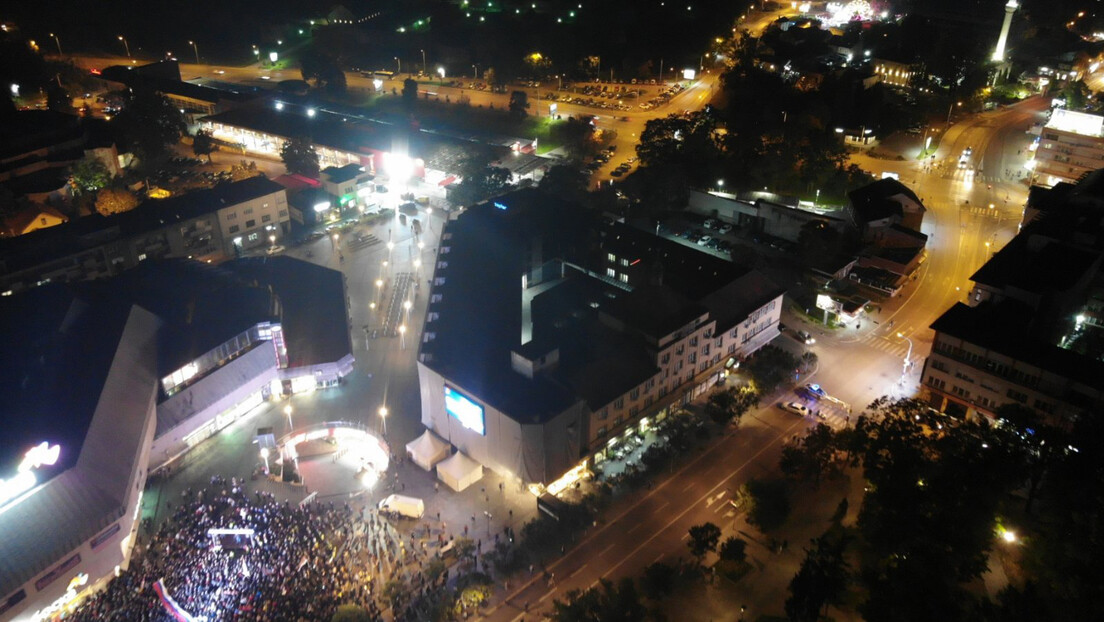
[445,386,485,435]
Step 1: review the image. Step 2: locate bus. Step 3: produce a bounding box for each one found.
[364,70,395,80]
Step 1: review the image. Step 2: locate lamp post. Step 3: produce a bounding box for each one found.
[49,33,62,56]
[269,234,276,248]
[897,331,914,382]
[378,406,389,436]
[284,404,293,428]
[188,40,200,64]
[394,56,401,74]
[118,35,131,58]
[260,447,270,474]
[946,100,962,125]
[399,324,407,350]
[420,49,426,74]
[472,64,480,79]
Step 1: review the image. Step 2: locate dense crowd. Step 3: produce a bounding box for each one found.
[68,478,444,621]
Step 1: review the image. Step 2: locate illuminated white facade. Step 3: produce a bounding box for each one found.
[872,59,913,88]
[992,1,1019,62]
[1034,109,1104,186]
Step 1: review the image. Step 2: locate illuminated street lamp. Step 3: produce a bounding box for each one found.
[1001,529,1017,544]
[897,331,914,382]
[399,324,407,350]
[378,406,389,435]
[269,234,276,248]
[188,40,200,64]
[403,299,413,323]
[260,447,270,474]
[394,56,401,74]
[420,49,426,74]
[118,35,131,58]
[283,404,293,428]
[49,33,62,56]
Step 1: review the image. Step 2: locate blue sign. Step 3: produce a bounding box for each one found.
[494,202,508,210]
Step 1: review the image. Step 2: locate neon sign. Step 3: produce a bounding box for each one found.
[0,442,61,507]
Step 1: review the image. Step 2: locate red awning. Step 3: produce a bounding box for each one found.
[437,175,457,187]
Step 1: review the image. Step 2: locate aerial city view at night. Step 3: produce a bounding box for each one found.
[4,0,1104,619]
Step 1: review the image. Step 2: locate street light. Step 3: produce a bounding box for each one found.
[394,56,401,74]
[118,35,131,58]
[269,234,276,248]
[49,33,62,56]
[897,331,914,381]
[399,324,407,350]
[420,49,426,74]
[260,447,270,474]
[284,404,293,428]
[378,406,389,435]
[472,63,480,79]
[404,299,413,323]
[946,100,962,125]
[188,40,199,64]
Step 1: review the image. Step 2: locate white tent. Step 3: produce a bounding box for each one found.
[436,451,484,492]
[405,429,451,471]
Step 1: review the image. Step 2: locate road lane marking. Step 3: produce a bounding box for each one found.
[602,418,804,579]
[570,565,588,578]
[538,589,557,603]
[598,543,616,556]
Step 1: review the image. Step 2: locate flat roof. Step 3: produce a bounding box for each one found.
[420,190,598,422]
[970,233,1097,294]
[0,285,132,476]
[322,163,369,183]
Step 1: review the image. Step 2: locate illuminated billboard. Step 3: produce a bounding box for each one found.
[445,386,485,435]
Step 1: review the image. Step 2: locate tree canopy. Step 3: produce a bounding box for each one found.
[113,87,186,164]
[279,136,320,178]
[192,129,217,162]
[551,578,647,622]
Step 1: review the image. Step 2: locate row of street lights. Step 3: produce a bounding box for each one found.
[112,35,200,63]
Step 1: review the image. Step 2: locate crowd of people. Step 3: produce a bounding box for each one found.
[68,477,451,621]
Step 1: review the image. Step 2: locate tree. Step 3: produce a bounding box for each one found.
[508,90,530,118]
[718,536,747,564]
[192,129,217,163]
[449,148,513,207]
[549,116,600,161]
[331,604,373,622]
[279,136,320,178]
[639,562,677,599]
[785,533,850,622]
[539,164,589,203]
[994,402,1068,514]
[68,156,111,198]
[780,423,840,486]
[402,78,418,104]
[113,86,186,163]
[744,345,799,393]
[686,522,722,562]
[704,386,759,426]
[95,188,139,215]
[46,84,71,113]
[300,52,347,95]
[741,478,790,532]
[551,577,647,622]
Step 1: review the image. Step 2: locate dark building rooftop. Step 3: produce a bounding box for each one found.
[0,283,136,476]
[322,163,369,183]
[848,177,922,224]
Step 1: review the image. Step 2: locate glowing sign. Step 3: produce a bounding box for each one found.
[1,442,61,507]
[313,201,332,212]
[816,294,836,311]
[682,69,696,80]
[494,202,508,210]
[444,386,485,435]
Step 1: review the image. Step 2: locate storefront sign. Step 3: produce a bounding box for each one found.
[90,524,121,551]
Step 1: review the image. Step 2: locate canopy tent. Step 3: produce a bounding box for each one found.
[436,451,483,492]
[405,429,451,471]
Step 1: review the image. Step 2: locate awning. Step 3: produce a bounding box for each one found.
[437,175,457,187]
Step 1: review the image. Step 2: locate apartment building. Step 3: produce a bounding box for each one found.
[416,190,784,490]
[1033,108,1104,187]
[922,170,1104,425]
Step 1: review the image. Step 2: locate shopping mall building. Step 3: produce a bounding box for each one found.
[415,189,786,494]
[0,256,352,621]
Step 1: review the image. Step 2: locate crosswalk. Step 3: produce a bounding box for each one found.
[960,205,1006,218]
[858,334,915,362]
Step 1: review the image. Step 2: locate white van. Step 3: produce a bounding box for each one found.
[378,494,425,519]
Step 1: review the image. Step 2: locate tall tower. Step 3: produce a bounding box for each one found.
[992,0,1019,62]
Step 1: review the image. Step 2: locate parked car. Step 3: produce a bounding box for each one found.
[780,402,812,417]
[717,223,732,234]
[800,383,826,400]
[696,235,712,246]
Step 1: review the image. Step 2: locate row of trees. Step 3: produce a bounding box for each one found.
[775,396,1104,621]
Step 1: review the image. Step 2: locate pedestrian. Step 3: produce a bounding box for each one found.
[434,482,439,493]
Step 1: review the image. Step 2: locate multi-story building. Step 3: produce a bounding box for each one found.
[1033,108,1104,187]
[871,58,915,88]
[415,189,785,491]
[0,176,288,294]
[922,170,1104,425]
